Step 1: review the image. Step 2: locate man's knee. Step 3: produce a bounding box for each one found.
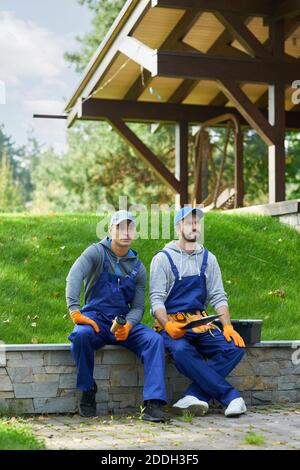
[171,340,193,362]
[70,325,96,346]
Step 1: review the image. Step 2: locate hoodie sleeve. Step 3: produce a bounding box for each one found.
[65,245,102,312]
[205,253,228,309]
[126,264,146,327]
[149,252,173,315]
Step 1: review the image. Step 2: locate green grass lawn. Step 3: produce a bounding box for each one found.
[0,211,299,343]
[0,418,45,450]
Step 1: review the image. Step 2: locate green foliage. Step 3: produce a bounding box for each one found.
[244,432,266,446]
[0,212,299,344]
[0,419,45,450]
[64,0,124,72]
[0,149,23,212]
[30,121,175,212]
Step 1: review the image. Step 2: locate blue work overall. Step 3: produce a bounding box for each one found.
[160,248,245,406]
[68,245,166,403]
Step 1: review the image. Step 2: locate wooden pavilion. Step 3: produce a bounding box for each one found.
[39,0,300,207]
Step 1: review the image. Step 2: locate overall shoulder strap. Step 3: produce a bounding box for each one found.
[200,248,209,276]
[160,250,179,279]
[101,245,110,272]
[130,260,142,279]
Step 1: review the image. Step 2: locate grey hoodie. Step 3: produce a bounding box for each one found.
[66,237,146,327]
[149,241,228,314]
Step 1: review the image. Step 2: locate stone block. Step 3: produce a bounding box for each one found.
[253,376,278,390]
[277,375,298,390]
[95,390,109,402]
[58,388,77,398]
[45,366,76,374]
[59,374,77,389]
[34,397,77,413]
[272,390,298,403]
[102,350,136,365]
[14,382,58,399]
[270,348,295,360]
[44,351,74,366]
[0,398,34,414]
[256,362,280,376]
[247,348,273,360]
[0,375,13,391]
[9,358,44,368]
[34,374,60,383]
[251,391,273,404]
[0,368,7,375]
[229,361,254,377]
[0,392,14,399]
[93,365,110,380]
[7,368,33,383]
[96,403,109,415]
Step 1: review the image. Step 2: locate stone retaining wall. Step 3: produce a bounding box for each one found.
[0,342,300,415]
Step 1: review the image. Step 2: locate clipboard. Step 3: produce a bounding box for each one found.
[179,313,223,330]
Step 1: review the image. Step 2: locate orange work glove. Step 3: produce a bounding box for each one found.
[70,310,100,333]
[223,324,245,347]
[115,322,132,341]
[165,321,186,340]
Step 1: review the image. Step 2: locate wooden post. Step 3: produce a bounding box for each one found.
[175,122,189,206]
[234,127,244,207]
[268,19,286,203]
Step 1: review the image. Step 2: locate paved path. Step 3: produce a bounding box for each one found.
[26,404,300,450]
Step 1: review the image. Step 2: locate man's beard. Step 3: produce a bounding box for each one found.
[182,231,199,242]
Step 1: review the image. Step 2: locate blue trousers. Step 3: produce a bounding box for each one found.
[68,320,167,403]
[161,329,245,406]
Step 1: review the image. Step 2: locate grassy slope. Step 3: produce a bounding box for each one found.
[0,212,299,343]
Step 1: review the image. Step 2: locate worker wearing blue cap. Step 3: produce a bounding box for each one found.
[150,207,246,417]
[67,210,168,422]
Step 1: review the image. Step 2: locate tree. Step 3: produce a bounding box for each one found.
[0,148,23,212]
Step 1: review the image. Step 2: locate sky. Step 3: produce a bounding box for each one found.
[0,0,93,153]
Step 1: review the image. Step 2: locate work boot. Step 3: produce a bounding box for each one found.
[78,382,98,417]
[141,400,170,423]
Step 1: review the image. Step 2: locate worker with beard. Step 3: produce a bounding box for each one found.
[150,207,246,417]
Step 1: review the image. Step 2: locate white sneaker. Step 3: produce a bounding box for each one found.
[224,397,247,417]
[173,395,209,416]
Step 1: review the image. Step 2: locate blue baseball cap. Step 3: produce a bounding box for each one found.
[174,207,204,226]
[109,210,136,228]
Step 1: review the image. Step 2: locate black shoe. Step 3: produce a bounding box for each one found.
[141,400,170,423]
[78,382,98,417]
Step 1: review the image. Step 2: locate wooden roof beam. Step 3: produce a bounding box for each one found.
[151,0,274,17]
[273,0,300,20]
[75,97,300,129]
[155,50,300,83]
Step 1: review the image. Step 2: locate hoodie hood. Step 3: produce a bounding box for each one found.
[163,240,204,280]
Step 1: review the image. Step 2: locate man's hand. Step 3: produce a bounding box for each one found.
[115,322,132,341]
[223,324,245,347]
[165,321,185,340]
[70,310,100,333]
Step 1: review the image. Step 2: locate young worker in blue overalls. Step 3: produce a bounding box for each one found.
[66,210,168,422]
[150,207,246,417]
